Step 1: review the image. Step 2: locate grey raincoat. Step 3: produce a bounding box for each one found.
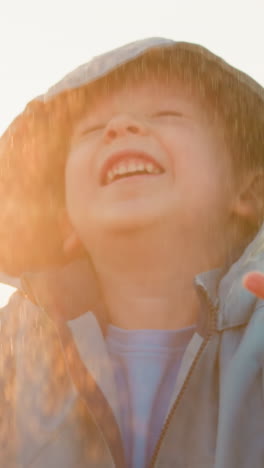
[0,38,264,468]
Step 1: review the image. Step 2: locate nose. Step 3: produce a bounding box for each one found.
[103,114,148,143]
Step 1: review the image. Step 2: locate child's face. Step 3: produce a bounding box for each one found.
[66,79,234,254]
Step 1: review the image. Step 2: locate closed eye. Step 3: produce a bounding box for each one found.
[79,124,105,136]
[152,110,184,118]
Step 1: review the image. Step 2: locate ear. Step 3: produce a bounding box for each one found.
[63,231,82,255]
[232,171,264,226]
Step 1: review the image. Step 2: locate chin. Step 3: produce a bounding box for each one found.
[91,203,163,234]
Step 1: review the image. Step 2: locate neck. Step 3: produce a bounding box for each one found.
[89,225,206,330]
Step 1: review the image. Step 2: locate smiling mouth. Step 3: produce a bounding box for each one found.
[101,151,165,185]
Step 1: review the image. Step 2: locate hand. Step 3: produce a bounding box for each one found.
[243,272,264,299]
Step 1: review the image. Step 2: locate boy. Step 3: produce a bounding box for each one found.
[0,38,264,468]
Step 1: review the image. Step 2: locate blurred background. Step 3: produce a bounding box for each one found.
[0,0,263,306]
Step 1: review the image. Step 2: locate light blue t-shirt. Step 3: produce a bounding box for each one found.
[106,324,195,468]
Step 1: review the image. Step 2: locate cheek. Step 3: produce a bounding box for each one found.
[66,141,96,191]
[170,143,227,209]
[159,125,205,174]
[65,159,81,229]
[65,149,94,226]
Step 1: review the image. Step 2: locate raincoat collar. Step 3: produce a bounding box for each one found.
[194,223,264,331]
[19,223,264,336]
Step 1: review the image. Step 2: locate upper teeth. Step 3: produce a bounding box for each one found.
[106,159,161,184]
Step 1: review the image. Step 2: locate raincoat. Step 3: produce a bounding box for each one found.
[0,38,264,468]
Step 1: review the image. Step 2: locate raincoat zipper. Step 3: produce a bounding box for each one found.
[148,297,218,467]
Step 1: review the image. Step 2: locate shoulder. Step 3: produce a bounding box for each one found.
[0,291,42,463]
[0,289,47,336]
[0,290,74,417]
[0,290,66,382]
[0,294,77,465]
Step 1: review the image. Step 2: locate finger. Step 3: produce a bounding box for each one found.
[242,272,264,299]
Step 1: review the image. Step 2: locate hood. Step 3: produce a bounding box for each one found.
[0,37,263,276]
[20,258,108,330]
[40,37,263,101]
